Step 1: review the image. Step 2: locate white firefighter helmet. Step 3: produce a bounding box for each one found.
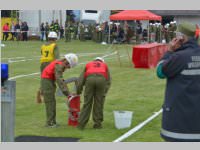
[64,53,78,68]
[95,57,104,62]
[48,31,58,39]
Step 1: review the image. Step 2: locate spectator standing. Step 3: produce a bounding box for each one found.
[10,21,16,41]
[21,22,25,41]
[40,23,45,41]
[21,22,29,41]
[117,26,125,43]
[60,26,64,39]
[24,22,29,41]
[50,21,55,32]
[45,22,50,41]
[15,21,21,41]
[102,21,109,43]
[142,29,148,42]
[77,22,81,40]
[136,22,142,44]
[168,22,174,42]
[2,23,9,41]
[126,26,133,43]
[123,21,128,42]
[54,19,60,37]
[111,23,118,43]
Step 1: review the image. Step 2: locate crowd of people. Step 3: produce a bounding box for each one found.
[47,20,178,45]
[64,20,141,44]
[2,21,29,41]
[40,19,65,41]
[149,21,177,43]
[2,19,197,46]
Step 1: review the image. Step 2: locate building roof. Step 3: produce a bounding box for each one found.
[150,10,200,16]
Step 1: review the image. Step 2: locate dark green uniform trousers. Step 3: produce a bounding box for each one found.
[78,75,107,129]
[41,78,57,126]
[39,62,50,93]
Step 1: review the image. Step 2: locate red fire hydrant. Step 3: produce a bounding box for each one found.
[67,95,80,127]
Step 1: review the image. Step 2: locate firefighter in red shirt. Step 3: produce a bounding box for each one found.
[77,57,111,129]
[41,53,78,127]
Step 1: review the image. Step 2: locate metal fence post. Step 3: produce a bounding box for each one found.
[1,80,16,142]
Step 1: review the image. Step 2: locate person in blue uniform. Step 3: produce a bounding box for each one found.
[156,22,200,142]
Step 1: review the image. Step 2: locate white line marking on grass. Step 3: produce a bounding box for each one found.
[9,72,40,80]
[76,52,104,56]
[2,56,41,60]
[78,51,118,65]
[102,51,117,58]
[2,57,26,60]
[8,58,36,63]
[8,51,119,80]
[106,55,126,60]
[4,52,106,64]
[113,109,163,142]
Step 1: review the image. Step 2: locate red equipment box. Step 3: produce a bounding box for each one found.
[132,43,169,68]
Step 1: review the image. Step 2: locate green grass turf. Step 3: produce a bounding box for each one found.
[1,40,166,142]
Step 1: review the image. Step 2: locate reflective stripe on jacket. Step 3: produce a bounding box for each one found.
[161,128,200,141]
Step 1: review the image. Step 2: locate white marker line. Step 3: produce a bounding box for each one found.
[8,58,36,63]
[113,109,163,142]
[9,72,40,80]
[2,57,26,60]
[10,52,116,64]
[2,52,103,60]
[4,52,107,63]
[75,51,118,65]
[8,51,118,80]
[106,55,126,60]
[102,51,117,58]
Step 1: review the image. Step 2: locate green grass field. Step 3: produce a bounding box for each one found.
[1,40,166,142]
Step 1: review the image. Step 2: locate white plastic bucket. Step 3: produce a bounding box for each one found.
[114,111,133,129]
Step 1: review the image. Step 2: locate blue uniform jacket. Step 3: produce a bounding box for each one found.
[157,38,200,141]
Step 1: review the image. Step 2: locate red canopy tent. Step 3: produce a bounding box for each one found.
[109,10,162,43]
[110,10,162,21]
